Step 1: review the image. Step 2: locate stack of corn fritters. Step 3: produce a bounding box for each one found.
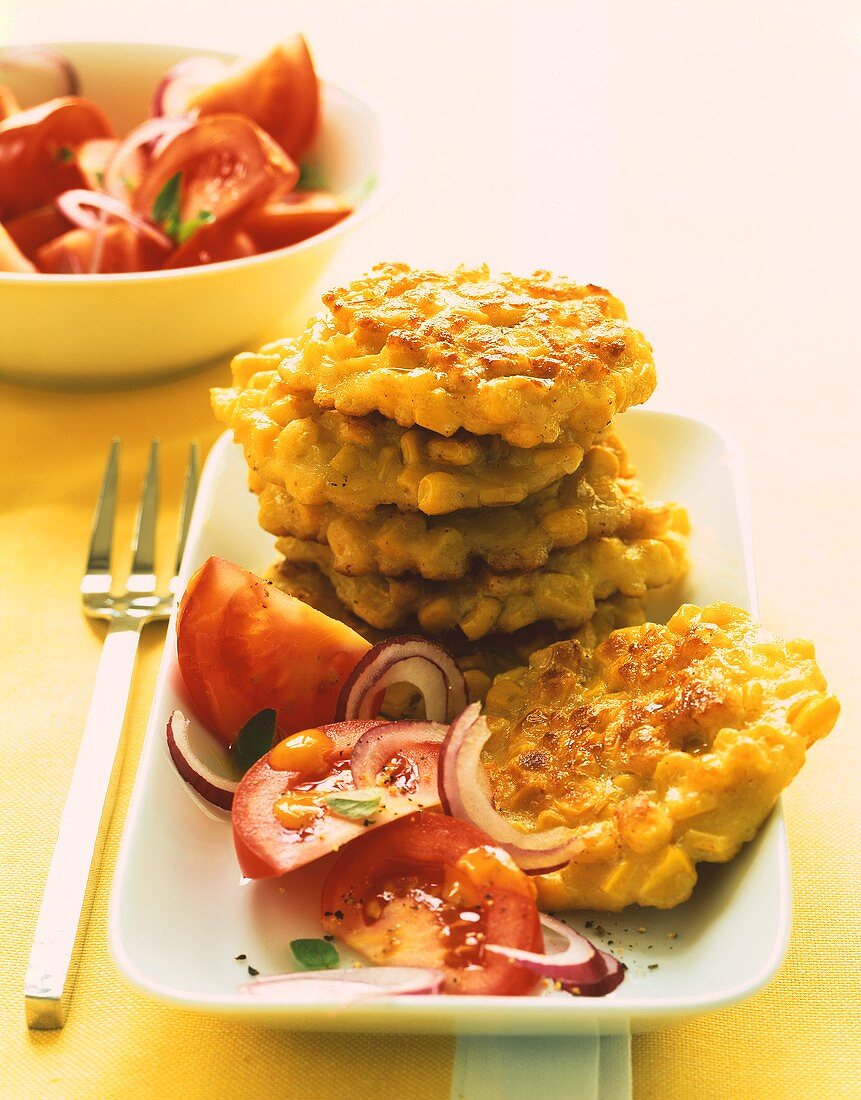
[212,262,689,699]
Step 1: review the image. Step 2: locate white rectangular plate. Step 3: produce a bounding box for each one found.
[110,410,789,1034]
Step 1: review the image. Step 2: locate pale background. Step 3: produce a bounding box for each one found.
[1,1,859,1097]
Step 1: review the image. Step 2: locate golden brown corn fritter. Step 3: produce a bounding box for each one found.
[214,263,837,911]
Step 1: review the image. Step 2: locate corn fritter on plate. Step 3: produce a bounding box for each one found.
[273,506,689,638]
[266,554,646,704]
[484,602,839,912]
[255,435,675,580]
[261,263,656,446]
[213,365,592,516]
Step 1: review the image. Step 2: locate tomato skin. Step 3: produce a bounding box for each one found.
[321,814,544,996]
[133,115,298,230]
[35,224,171,274]
[0,97,113,220]
[241,192,352,253]
[161,219,256,269]
[232,720,379,878]
[189,35,320,161]
[5,204,72,259]
[176,556,370,746]
[0,222,35,272]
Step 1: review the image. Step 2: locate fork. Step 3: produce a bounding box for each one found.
[24,439,199,1030]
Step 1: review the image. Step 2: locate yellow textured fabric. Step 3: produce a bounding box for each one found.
[1,370,857,1100]
[0,369,454,1100]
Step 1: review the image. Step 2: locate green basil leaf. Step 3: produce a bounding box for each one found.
[324,789,383,821]
[297,161,327,191]
[177,208,214,245]
[152,171,182,238]
[290,938,339,970]
[231,708,277,774]
[55,145,74,164]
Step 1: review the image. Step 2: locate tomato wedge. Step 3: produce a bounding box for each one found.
[321,814,544,995]
[35,224,171,274]
[0,97,113,220]
[6,204,72,259]
[76,136,120,190]
[232,721,446,878]
[176,557,370,746]
[161,219,256,269]
[0,222,35,272]
[241,191,352,253]
[188,35,320,161]
[133,115,298,234]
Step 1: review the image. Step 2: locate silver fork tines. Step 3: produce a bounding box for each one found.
[25,440,200,1030]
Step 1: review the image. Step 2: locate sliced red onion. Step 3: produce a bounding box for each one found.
[0,47,79,102]
[320,719,388,760]
[55,189,172,250]
[439,705,587,874]
[238,966,445,1001]
[484,914,624,997]
[562,950,625,997]
[336,635,468,723]
[152,55,227,117]
[103,116,191,201]
[166,709,238,810]
[350,720,447,801]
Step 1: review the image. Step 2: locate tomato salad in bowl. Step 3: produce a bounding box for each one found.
[0,39,353,274]
[168,556,625,1003]
[0,41,389,386]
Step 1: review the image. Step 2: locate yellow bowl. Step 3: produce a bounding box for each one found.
[0,41,393,388]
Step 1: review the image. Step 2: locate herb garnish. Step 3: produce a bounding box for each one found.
[297,161,326,191]
[231,709,277,774]
[151,171,214,243]
[290,938,339,970]
[324,790,383,821]
[55,145,74,163]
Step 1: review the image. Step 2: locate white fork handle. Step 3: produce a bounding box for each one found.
[25,620,142,1029]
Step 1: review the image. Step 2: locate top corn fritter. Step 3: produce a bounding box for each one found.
[265,263,657,447]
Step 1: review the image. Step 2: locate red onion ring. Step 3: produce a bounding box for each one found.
[0,47,79,100]
[55,189,172,250]
[439,705,588,874]
[152,55,227,117]
[166,710,238,811]
[484,913,617,994]
[238,966,445,1001]
[320,719,391,760]
[103,116,191,201]
[567,950,625,997]
[336,635,468,723]
[350,720,447,802]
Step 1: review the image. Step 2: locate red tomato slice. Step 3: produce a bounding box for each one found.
[35,224,170,274]
[6,204,72,259]
[76,137,120,190]
[0,222,35,272]
[232,721,446,878]
[161,219,256,270]
[0,97,113,220]
[133,115,298,233]
[188,35,320,161]
[176,556,370,746]
[241,191,352,253]
[321,814,544,995]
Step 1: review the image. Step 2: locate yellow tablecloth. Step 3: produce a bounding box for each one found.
[1,361,858,1100]
[2,2,860,1095]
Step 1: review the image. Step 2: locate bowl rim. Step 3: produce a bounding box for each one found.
[0,40,399,285]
